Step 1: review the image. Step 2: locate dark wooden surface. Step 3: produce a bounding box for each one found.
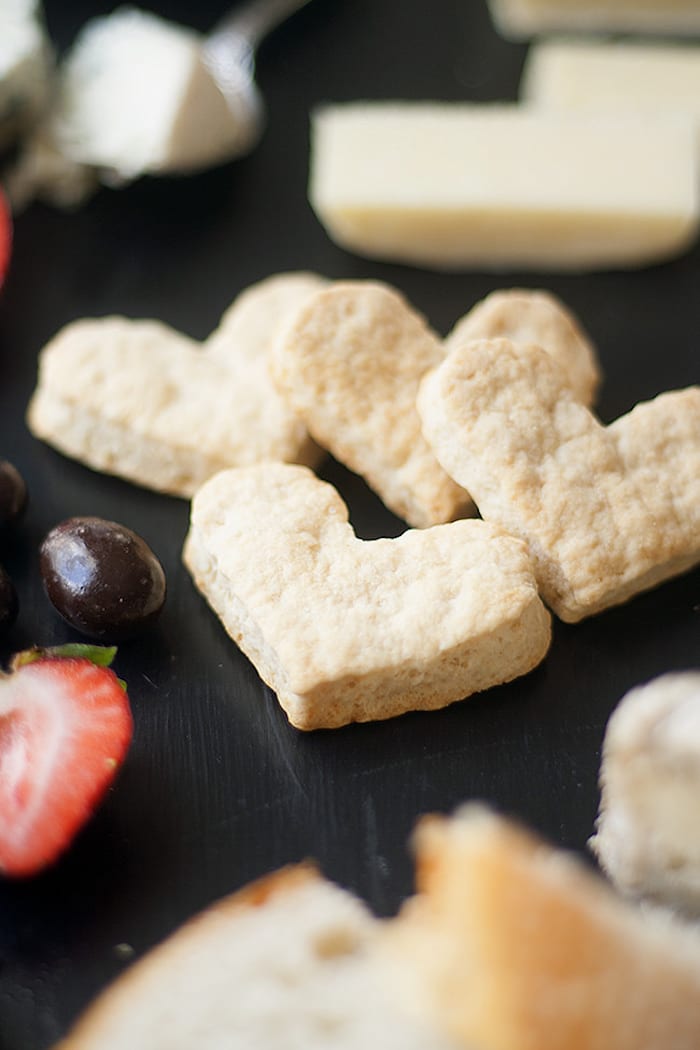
[0,1,698,1046]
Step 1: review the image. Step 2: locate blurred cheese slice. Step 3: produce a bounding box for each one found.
[488,0,700,39]
[523,40,700,134]
[0,0,51,150]
[309,104,699,272]
[53,7,261,181]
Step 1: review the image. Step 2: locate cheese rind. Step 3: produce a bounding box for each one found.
[489,0,700,39]
[309,104,699,272]
[523,40,700,133]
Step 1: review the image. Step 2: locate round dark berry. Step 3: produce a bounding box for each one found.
[40,517,166,639]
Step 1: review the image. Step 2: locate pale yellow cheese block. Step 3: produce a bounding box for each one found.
[309,104,699,271]
[489,0,700,39]
[523,40,700,136]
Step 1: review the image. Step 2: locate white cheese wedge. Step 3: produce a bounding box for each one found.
[488,0,700,39]
[53,7,261,180]
[591,673,700,916]
[0,0,51,150]
[523,40,700,136]
[309,103,699,272]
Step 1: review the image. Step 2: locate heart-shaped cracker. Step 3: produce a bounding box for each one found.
[444,288,600,406]
[183,462,551,730]
[419,338,700,622]
[272,281,471,528]
[27,272,327,497]
[272,281,600,528]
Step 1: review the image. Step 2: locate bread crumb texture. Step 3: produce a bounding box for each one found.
[383,804,700,1050]
[58,865,460,1050]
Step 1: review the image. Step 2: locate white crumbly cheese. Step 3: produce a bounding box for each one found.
[309,103,700,271]
[0,0,51,150]
[591,672,700,915]
[53,7,261,180]
[488,0,700,38]
[522,40,700,138]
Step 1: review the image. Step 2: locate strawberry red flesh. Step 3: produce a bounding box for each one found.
[0,189,11,288]
[0,657,132,877]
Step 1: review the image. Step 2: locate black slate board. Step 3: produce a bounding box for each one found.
[0,1,698,1046]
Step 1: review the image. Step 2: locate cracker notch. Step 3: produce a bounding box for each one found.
[272,281,600,528]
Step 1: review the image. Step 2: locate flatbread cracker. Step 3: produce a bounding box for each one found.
[183,462,551,730]
[273,282,601,527]
[445,288,600,406]
[419,338,700,621]
[27,272,327,497]
[271,281,473,528]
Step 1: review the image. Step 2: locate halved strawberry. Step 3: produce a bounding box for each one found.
[0,188,11,288]
[0,644,133,877]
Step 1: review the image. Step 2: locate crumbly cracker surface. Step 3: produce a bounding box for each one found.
[183,462,551,729]
[445,288,601,406]
[271,281,473,528]
[27,272,326,497]
[419,338,700,621]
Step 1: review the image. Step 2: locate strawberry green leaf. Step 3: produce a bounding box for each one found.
[11,644,118,671]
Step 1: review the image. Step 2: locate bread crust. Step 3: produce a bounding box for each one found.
[57,863,460,1050]
[56,865,322,1048]
[383,806,700,1050]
